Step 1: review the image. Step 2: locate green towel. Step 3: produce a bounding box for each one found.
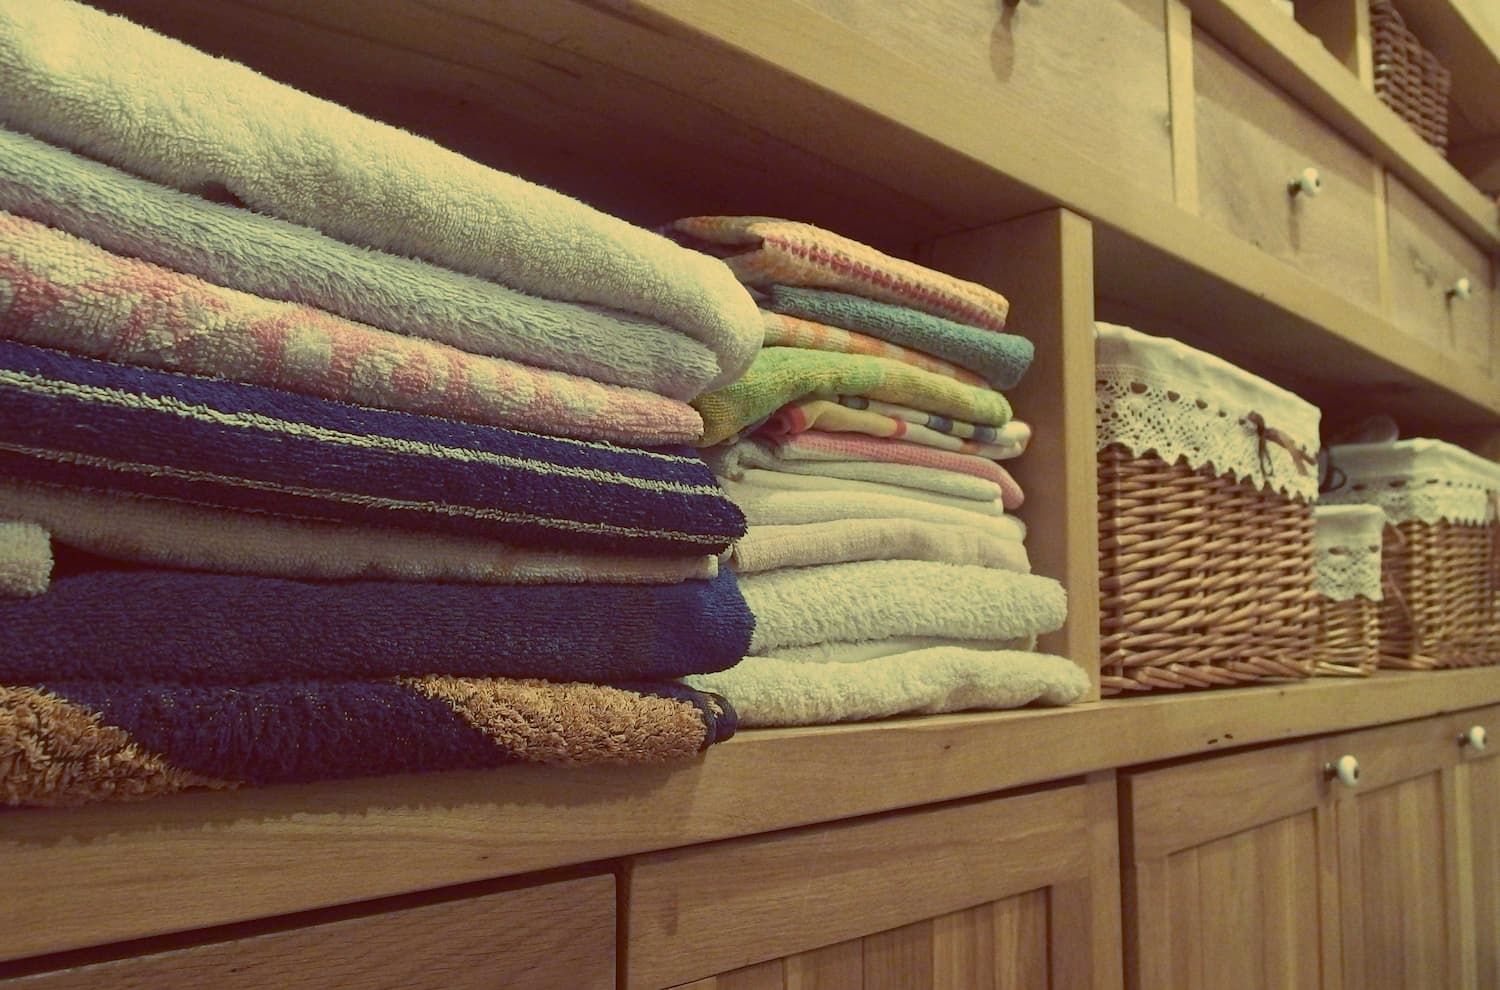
[694,348,1012,446]
[766,285,1034,389]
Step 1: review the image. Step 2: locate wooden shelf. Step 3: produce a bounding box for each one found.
[4,667,1500,965]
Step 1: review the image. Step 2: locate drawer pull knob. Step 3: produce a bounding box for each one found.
[1462,725,1488,751]
[1326,754,1360,787]
[1447,277,1473,301]
[1288,167,1322,198]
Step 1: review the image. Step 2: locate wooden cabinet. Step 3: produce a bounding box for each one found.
[625,774,1121,990]
[1451,704,1500,989]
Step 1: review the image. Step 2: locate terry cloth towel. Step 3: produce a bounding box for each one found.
[0,211,701,444]
[764,399,1030,460]
[740,560,1066,654]
[840,397,1004,442]
[0,340,745,556]
[729,519,1030,574]
[723,469,1015,522]
[718,479,1026,544]
[0,677,736,807]
[762,311,987,387]
[0,560,752,684]
[0,480,718,586]
[685,649,1089,727]
[695,348,1012,446]
[774,637,1035,663]
[711,440,1003,503]
[762,432,1026,508]
[0,517,48,596]
[0,127,721,400]
[668,216,1010,330]
[0,0,763,390]
[766,285,1033,389]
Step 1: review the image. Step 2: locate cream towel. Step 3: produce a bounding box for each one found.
[775,636,1035,663]
[741,560,1066,654]
[0,518,49,597]
[0,0,762,389]
[720,480,1027,544]
[712,440,1002,502]
[730,520,1030,574]
[726,469,1013,521]
[0,480,718,586]
[685,649,1091,727]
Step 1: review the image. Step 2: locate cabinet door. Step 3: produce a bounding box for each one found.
[1121,741,1341,990]
[627,774,1121,990]
[1450,704,1500,989]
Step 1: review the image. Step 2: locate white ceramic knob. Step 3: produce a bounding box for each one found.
[1327,754,1360,788]
[1448,277,1473,301]
[1288,167,1323,198]
[1462,725,1488,752]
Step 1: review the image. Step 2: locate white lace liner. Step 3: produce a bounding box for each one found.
[1095,323,1322,502]
[1322,440,1500,526]
[1313,505,1385,602]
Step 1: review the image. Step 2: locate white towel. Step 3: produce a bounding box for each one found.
[775,636,1035,663]
[726,469,1011,520]
[0,518,49,597]
[730,520,1030,574]
[712,440,1000,501]
[0,0,762,389]
[741,560,1066,654]
[720,480,1026,543]
[686,649,1091,727]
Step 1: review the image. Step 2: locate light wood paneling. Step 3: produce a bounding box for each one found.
[1166,0,1200,211]
[1295,0,1374,85]
[1194,28,1383,310]
[1462,749,1500,988]
[0,876,614,990]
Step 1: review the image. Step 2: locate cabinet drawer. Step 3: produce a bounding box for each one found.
[2,875,615,990]
[799,0,1173,200]
[1194,29,1382,310]
[1386,175,1496,374]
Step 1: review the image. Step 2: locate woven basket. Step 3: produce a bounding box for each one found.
[1096,324,1322,696]
[1317,598,1381,676]
[1312,505,1384,676]
[1371,0,1452,154]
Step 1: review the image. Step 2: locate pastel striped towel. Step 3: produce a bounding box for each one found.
[763,432,1026,508]
[0,211,701,444]
[694,348,1012,446]
[0,340,745,556]
[729,519,1030,574]
[2,677,736,806]
[0,479,719,588]
[762,311,987,387]
[840,397,1003,441]
[669,216,1010,330]
[0,0,764,389]
[711,440,1003,503]
[763,399,1030,460]
[0,126,721,400]
[765,285,1033,388]
[718,480,1025,544]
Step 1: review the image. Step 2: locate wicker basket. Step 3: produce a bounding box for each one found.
[1324,441,1499,668]
[1096,323,1322,695]
[1371,0,1452,154]
[1312,505,1385,677]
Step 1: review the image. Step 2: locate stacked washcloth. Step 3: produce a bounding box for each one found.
[673,217,1088,726]
[0,0,768,804]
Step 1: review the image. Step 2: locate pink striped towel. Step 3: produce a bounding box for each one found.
[763,431,1025,508]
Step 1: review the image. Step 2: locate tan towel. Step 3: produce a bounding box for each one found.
[730,519,1029,574]
[0,518,49,596]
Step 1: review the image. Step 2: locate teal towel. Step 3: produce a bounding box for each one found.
[765,285,1034,389]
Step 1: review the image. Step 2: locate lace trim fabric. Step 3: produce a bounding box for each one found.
[1096,368,1319,501]
[1315,545,1383,601]
[1321,483,1493,526]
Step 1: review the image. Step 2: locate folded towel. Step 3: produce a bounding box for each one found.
[719,479,1025,543]
[730,519,1029,574]
[669,217,1009,330]
[723,469,1015,522]
[761,311,987,387]
[0,518,48,596]
[0,340,744,555]
[0,211,701,444]
[0,127,721,400]
[764,399,1030,460]
[840,397,1005,441]
[762,432,1026,508]
[765,285,1033,388]
[0,559,753,684]
[774,637,1035,663]
[0,480,718,587]
[741,560,1066,654]
[1,677,736,807]
[712,440,1003,503]
[695,348,1012,446]
[0,0,763,389]
[685,649,1089,727]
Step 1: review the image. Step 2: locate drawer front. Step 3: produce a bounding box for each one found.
[1386,175,1496,375]
[799,0,1174,200]
[1194,29,1382,310]
[2,875,615,990]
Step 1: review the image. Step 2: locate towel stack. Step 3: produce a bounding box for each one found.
[0,0,768,805]
[666,217,1090,726]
